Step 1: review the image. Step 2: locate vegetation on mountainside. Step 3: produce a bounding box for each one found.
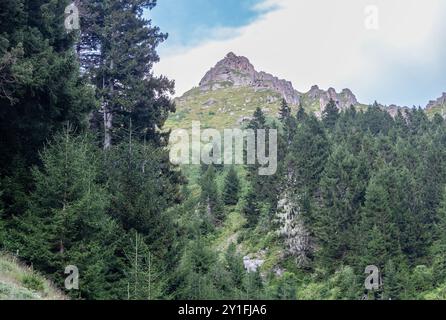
[0,253,65,300]
[1,0,446,301]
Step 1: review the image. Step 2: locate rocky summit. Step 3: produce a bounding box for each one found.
[199,52,300,105]
[198,52,363,112]
[303,85,359,113]
[426,93,446,117]
[167,52,445,131]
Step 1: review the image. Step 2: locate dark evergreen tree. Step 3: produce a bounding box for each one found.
[243,189,260,228]
[322,99,339,129]
[200,165,225,224]
[9,128,121,299]
[432,188,446,285]
[316,144,368,268]
[279,99,291,121]
[0,0,96,223]
[225,243,245,287]
[296,103,307,123]
[383,260,402,300]
[78,0,175,148]
[105,137,180,264]
[358,169,402,270]
[248,107,267,131]
[175,237,218,299]
[124,231,166,300]
[223,167,241,206]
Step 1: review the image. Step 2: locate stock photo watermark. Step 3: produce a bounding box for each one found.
[169,121,278,176]
[364,265,381,291]
[64,265,79,290]
[65,2,80,32]
[364,5,380,30]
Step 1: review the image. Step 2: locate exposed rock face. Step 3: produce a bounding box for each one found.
[196,52,444,119]
[199,52,300,105]
[426,93,446,111]
[305,85,358,111]
[243,251,266,273]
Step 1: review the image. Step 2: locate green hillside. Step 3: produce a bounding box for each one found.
[166,86,285,130]
[166,86,372,132]
[0,254,65,300]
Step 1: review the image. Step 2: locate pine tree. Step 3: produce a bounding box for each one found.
[296,104,307,123]
[105,137,180,263]
[124,231,166,300]
[200,165,225,224]
[242,270,264,300]
[432,187,446,285]
[248,107,267,131]
[273,272,297,300]
[322,99,339,129]
[358,170,402,270]
[246,107,276,207]
[383,260,402,300]
[0,0,96,206]
[288,114,329,194]
[223,167,240,206]
[279,99,291,121]
[176,237,218,299]
[9,127,121,299]
[225,243,245,287]
[78,0,175,148]
[316,144,368,268]
[243,189,260,228]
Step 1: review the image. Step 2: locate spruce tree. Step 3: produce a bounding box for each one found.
[10,128,121,299]
[223,167,241,206]
[248,107,267,131]
[225,243,245,287]
[243,189,260,228]
[322,99,339,129]
[316,144,368,268]
[105,138,179,263]
[432,187,446,285]
[78,0,175,148]
[124,231,166,300]
[288,114,329,194]
[200,165,225,224]
[279,99,291,121]
[358,170,401,270]
[0,0,96,209]
[383,259,402,300]
[296,104,307,123]
[176,237,218,299]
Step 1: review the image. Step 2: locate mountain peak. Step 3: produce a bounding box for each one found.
[199,53,300,105]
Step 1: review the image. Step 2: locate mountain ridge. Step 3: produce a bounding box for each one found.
[166,52,445,130]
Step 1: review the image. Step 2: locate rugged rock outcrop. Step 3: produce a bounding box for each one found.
[193,52,444,119]
[305,85,358,111]
[199,52,300,105]
[426,92,446,111]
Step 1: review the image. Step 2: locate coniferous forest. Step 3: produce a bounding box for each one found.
[1,0,446,301]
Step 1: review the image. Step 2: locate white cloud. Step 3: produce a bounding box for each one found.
[154,0,446,106]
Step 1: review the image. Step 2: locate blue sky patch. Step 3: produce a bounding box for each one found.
[147,0,268,52]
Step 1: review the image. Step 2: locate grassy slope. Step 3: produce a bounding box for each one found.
[426,103,446,118]
[166,86,372,132]
[166,86,284,131]
[0,253,65,300]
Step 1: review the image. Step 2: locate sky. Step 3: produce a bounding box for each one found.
[148,0,446,107]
